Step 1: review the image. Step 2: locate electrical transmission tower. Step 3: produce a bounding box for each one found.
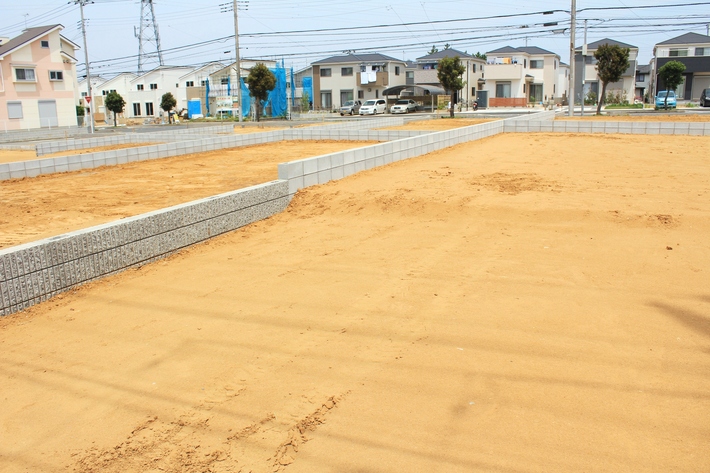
[135,0,164,73]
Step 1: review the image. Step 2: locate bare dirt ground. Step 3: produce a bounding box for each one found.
[557,113,710,121]
[0,140,375,249]
[1,133,709,472]
[380,118,493,131]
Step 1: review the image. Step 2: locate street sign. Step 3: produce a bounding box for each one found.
[86,97,91,103]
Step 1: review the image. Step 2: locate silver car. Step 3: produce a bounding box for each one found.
[340,100,361,116]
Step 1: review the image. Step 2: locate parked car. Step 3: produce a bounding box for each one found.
[700,88,710,107]
[340,100,361,116]
[655,90,677,110]
[390,99,417,114]
[359,99,387,115]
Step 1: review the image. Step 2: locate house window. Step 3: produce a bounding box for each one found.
[49,70,64,81]
[471,86,476,96]
[133,103,141,116]
[150,83,158,90]
[669,49,688,57]
[186,81,194,87]
[145,102,154,115]
[696,48,707,56]
[496,81,511,98]
[320,90,332,109]
[14,68,36,82]
[340,89,354,105]
[472,64,477,73]
[524,59,527,68]
[530,60,544,69]
[320,68,331,77]
[395,66,400,75]
[358,90,364,99]
[81,92,87,97]
[221,77,228,85]
[41,40,49,48]
[7,101,23,119]
[375,89,379,98]
[341,67,353,76]
[137,84,144,90]
[201,80,206,86]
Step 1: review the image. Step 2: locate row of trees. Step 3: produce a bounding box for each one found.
[102,63,277,125]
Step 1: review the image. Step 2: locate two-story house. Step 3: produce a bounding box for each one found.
[653,32,710,100]
[85,72,136,122]
[128,65,192,118]
[484,46,563,107]
[575,38,638,105]
[635,64,651,102]
[0,24,80,130]
[414,49,485,106]
[310,53,408,110]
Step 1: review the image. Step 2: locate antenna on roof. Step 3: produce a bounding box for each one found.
[135,0,164,73]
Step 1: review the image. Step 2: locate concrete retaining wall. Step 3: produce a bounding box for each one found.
[0,127,88,144]
[278,120,507,196]
[503,119,710,135]
[0,180,290,316]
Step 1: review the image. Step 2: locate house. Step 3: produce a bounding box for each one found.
[484,46,563,107]
[0,24,81,130]
[178,61,224,112]
[310,53,408,110]
[653,32,710,100]
[635,64,651,102]
[413,49,485,106]
[84,72,136,123]
[128,65,192,118]
[575,38,638,104]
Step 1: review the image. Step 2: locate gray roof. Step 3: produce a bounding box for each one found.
[657,32,710,46]
[312,53,402,65]
[486,46,521,55]
[517,46,557,56]
[637,64,651,73]
[577,38,637,51]
[416,48,473,61]
[0,25,62,58]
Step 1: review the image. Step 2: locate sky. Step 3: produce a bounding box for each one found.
[1,0,709,78]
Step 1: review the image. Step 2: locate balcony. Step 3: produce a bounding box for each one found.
[413,69,439,84]
[484,64,524,81]
[357,71,389,87]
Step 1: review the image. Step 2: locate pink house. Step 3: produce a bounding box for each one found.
[0,25,80,131]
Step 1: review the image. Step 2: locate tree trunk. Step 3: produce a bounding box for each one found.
[113,111,117,127]
[255,102,260,122]
[664,89,669,110]
[596,82,607,115]
[450,92,456,118]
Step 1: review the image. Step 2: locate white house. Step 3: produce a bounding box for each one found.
[310,53,408,110]
[414,49,485,106]
[575,38,638,105]
[484,46,563,106]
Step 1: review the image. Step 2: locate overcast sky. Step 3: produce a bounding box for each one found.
[2,0,709,77]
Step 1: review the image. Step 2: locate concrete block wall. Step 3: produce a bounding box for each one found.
[0,180,290,316]
[503,120,710,135]
[278,120,507,196]
[284,129,425,142]
[0,127,88,144]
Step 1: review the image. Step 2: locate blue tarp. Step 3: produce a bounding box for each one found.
[240,78,250,118]
[290,66,296,107]
[302,76,313,109]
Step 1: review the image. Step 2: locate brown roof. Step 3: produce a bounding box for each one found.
[0,25,63,59]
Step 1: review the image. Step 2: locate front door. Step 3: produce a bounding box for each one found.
[38,100,58,128]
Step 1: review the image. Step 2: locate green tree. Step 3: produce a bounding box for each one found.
[104,91,125,127]
[474,52,487,61]
[657,60,686,109]
[428,45,438,55]
[300,91,310,112]
[593,43,630,115]
[437,56,466,118]
[160,92,177,123]
[245,63,276,122]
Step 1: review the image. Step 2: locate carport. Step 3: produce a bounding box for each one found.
[382,85,447,112]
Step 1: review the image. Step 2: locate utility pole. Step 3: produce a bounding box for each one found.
[581,19,587,116]
[568,0,576,117]
[233,0,243,123]
[75,0,94,133]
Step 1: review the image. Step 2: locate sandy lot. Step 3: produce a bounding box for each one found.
[381,118,493,131]
[0,140,375,249]
[1,133,709,472]
[557,113,710,121]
